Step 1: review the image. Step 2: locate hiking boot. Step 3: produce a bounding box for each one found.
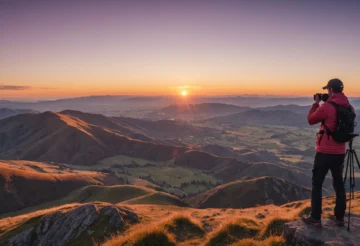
[302,215,322,228]
[328,215,345,227]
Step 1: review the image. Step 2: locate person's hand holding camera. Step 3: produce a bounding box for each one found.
[314,94,321,104]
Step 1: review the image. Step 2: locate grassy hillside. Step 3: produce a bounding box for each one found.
[61,110,153,141]
[186,177,311,209]
[56,185,188,207]
[0,160,122,214]
[228,162,311,186]
[62,109,213,139]
[2,191,360,246]
[123,192,189,207]
[1,185,188,219]
[104,192,360,246]
[0,112,189,165]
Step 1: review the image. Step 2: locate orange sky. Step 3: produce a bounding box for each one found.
[1,1,359,100]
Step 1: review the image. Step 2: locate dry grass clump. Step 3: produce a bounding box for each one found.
[104,228,176,246]
[205,218,260,246]
[297,206,311,217]
[163,214,205,242]
[231,236,285,246]
[261,217,290,238]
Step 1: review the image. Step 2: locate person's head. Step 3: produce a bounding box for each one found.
[323,78,344,96]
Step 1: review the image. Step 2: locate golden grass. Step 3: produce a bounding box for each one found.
[103,227,176,246]
[162,214,206,242]
[103,212,205,246]
[104,193,360,245]
[0,160,106,183]
[261,217,290,239]
[2,191,360,246]
[0,203,81,237]
[231,236,285,246]
[205,218,260,246]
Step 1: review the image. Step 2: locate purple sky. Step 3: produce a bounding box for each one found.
[1,0,359,99]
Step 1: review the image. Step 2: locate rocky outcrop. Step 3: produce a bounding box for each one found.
[7,203,138,246]
[285,217,360,246]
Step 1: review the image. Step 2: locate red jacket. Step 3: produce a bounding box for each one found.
[308,93,351,155]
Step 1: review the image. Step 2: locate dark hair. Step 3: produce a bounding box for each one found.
[332,87,343,93]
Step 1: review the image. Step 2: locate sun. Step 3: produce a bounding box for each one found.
[181,90,188,97]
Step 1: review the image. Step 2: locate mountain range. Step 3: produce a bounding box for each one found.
[0,112,189,165]
[206,109,308,127]
[0,108,38,120]
[147,103,250,120]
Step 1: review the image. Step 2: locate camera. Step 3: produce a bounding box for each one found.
[313,93,329,102]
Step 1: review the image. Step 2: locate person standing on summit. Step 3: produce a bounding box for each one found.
[302,78,356,227]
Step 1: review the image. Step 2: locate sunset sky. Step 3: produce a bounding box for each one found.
[1,0,359,99]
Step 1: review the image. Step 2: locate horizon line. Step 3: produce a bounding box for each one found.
[1,93,360,103]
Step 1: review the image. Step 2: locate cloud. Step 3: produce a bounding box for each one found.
[0,85,32,91]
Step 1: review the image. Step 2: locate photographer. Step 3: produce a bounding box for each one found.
[302,78,355,227]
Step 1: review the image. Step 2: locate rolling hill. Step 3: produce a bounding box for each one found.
[62,185,188,207]
[0,108,38,120]
[212,161,333,194]
[0,112,189,165]
[61,110,213,139]
[0,160,123,214]
[230,162,312,188]
[147,103,250,120]
[256,104,309,115]
[201,144,238,158]
[60,110,153,141]
[186,177,311,208]
[207,109,307,127]
[1,185,188,219]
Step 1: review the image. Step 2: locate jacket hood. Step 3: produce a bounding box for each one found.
[327,92,350,107]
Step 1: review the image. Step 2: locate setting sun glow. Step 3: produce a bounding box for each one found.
[181,90,188,97]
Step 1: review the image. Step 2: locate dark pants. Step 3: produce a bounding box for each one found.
[311,152,346,220]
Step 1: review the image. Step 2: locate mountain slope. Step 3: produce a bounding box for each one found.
[60,110,153,141]
[187,177,311,208]
[0,112,189,165]
[228,162,312,187]
[201,144,237,158]
[61,110,212,139]
[0,160,122,214]
[57,185,188,207]
[2,185,189,219]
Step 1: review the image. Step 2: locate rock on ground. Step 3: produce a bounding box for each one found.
[8,203,139,246]
[285,216,360,246]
